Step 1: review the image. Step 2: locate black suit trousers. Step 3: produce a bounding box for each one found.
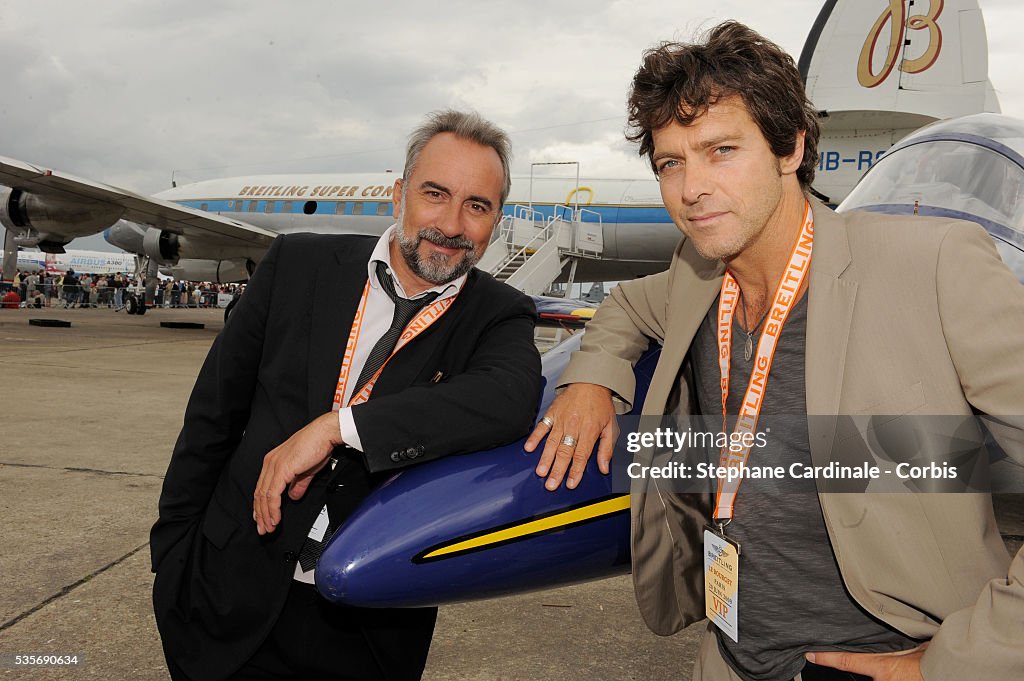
[165,581,436,681]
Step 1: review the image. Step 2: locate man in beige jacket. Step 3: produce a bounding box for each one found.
[526,21,1024,681]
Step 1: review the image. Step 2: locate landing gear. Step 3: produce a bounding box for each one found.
[126,294,146,315]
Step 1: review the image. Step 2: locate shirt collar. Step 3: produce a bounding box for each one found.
[367,224,468,301]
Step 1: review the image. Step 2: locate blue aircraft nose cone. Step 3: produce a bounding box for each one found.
[314,339,664,608]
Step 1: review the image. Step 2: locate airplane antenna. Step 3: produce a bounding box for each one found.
[528,161,580,213]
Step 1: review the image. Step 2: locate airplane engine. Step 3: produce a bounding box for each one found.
[0,186,124,253]
[160,258,253,283]
[142,226,180,263]
[103,221,181,264]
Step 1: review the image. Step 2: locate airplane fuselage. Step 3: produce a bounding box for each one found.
[123,173,683,282]
[3,248,137,276]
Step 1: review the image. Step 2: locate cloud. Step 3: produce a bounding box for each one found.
[0,0,1019,253]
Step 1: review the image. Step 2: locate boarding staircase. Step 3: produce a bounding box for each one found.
[479,163,604,297]
[479,205,603,296]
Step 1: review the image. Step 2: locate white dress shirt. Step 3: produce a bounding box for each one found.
[295,225,467,583]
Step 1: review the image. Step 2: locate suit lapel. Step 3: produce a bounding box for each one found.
[645,241,724,415]
[805,200,858,465]
[306,242,374,420]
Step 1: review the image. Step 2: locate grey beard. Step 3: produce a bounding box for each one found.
[397,226,480,285]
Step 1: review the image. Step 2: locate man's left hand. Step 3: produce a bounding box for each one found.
[806,643,927,681]
[253,412,343,535]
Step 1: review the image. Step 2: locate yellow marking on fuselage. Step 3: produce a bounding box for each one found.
[422,495,630,560]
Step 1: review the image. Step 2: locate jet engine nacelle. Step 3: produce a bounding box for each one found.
[0,186,124,252]
[142,226,181,264]
[103,221,181,265]
[160,258,254,283]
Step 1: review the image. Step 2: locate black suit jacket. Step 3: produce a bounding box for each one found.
[151,233,542,681]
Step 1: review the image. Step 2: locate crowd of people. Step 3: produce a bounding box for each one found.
[6,269,244,310]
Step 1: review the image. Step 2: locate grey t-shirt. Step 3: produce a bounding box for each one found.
[690,293,918,681]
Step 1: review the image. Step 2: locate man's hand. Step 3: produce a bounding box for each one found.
[806,643,927,681]
[524,383,618,491]
[253,412,343,535]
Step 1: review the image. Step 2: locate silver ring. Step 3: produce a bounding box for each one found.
[561,435,577,447]
[541,416,555,428]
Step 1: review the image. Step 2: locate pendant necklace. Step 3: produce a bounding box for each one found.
[737,289,770,362]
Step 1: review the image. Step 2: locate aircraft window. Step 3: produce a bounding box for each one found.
[843,140,1024,233]
[200,203,209,212]
[376,203,389,216]
[352,203,364,216]
[265,201,275,214]
[335,202,345,215]
[303,201,317,215]
[233,200,244,212]
[248,201,259,212]
[282,201,293,213]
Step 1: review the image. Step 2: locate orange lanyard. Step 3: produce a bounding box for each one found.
[713,201,814,522]
[332,277,456,409]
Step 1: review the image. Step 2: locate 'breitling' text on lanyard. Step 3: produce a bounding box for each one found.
[714,201,814,523]
[333,278,456,409]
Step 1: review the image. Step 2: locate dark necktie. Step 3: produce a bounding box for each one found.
[352,261,440,397]
[297,261,440,573]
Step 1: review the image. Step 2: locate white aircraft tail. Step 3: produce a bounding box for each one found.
[800,0,1000,123]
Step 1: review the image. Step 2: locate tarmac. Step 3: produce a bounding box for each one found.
[0,306,1020,680]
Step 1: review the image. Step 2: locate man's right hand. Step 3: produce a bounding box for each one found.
[253,411,343,535]
[524,383,618,491]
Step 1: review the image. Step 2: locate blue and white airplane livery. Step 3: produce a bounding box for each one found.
[108,174,673,283]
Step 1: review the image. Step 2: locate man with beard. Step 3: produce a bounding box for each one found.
[152,110,542,681]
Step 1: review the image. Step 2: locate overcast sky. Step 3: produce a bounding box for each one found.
[1,0,1022,252]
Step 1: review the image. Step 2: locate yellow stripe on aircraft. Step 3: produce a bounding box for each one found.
[421,495,630,560]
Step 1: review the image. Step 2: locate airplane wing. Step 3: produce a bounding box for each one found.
[0,155,276,248]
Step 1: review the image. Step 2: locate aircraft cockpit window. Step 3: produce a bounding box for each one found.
[843,140,1024,232]
[843,140,1024,280]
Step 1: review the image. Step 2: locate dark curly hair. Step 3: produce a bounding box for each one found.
[627,21,820,187]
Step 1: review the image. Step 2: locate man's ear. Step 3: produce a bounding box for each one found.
[780,130,805,176]
[392,178,404,222]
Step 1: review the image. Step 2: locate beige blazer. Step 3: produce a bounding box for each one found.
[558,199,1024,680]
